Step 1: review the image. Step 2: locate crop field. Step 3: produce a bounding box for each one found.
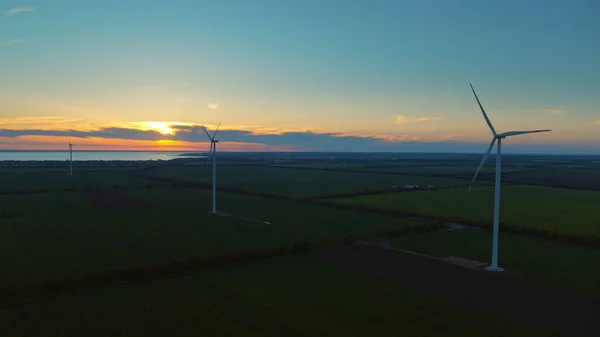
[0,170,165,193]
[391,228,600,295]
[357,164,527,176]
[2,152,600,336]
[270,162,378,169]
[124,187,428,239]
[139,165,478,198]
[0,256,550,337]
[331,185,600,238]
[0,187,426,289]
[502,167,600,190]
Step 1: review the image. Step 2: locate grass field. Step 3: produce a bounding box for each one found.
[0,187,425,288]
[140,165,478,198]
[332,185,600,238]
[0,256,552,337]
[391,228,600,295]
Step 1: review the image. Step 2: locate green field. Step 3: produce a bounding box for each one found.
[332,185,600,238]
[360,164,530,176]
[140,165,477,198]
[0,256,551,337]
[271,162,376,169]
[0,188,424,288]
[391,228,600,295]
[503,167,600,190]
[2,153,599,336]
[0,170,165,193]
[125,187,428,239]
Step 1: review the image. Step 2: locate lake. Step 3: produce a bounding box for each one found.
[0,151,204,161]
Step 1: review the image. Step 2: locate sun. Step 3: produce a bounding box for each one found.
[144,122,175,135]
[125,121,196,136]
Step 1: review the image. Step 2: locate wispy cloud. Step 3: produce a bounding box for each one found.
[415,117,444,122]
[396,115,443,124]
[539,108,563,115]
[0,116,82,126]
[1,39,24,46]
[596,120,600,125]
[207,103,219,110]
[395,115,406,125]
[6,7,34,16]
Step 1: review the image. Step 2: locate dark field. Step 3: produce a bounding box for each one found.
[391,228,600,295]
[332,185,600,238]
[1,152,599,336]
[1,256,553,337]
[138,164,477,198]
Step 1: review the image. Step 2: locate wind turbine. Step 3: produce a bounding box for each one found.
[201,123,221,214]
[468,82,551,272]
[68,137,73,176]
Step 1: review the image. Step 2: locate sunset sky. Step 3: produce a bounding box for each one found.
[1,0,598,153]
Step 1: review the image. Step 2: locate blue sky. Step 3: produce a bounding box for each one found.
[0,0,598,152]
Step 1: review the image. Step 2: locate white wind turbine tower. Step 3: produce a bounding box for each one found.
[201,122,221,214]
[468,82,551,272]
[68,137,73,176]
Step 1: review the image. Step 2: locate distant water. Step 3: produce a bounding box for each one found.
[0,151,203,161]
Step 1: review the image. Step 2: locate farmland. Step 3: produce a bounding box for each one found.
[332,185,600,239]
[0,257,549,337]
[137,164,477,198]
[391,228,600,295]
[0,188,429,289]
[1,152,599,336]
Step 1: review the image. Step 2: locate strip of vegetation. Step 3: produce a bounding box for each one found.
[304,186,447,201]
[312,200,600,248]
[0,240,334,306]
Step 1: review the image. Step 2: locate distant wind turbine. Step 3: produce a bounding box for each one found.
[201,123,221,214]
[68,137,73,176]
[468,82,551,272]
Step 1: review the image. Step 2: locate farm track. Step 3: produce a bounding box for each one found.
[318,245,600,337]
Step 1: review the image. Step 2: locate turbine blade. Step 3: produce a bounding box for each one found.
[212,122,221,139]
[200,124,212,140]
[470,82,497,136]
[468,138,497,192]
[499,130,551,137]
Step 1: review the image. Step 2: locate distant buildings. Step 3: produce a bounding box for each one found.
[389,184,436,191]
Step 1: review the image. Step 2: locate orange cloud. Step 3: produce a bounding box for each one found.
[0,116,90,130]
[415,117,444,122]
[395,115,406,125]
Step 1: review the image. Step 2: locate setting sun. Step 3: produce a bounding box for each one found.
[142,122,176,135]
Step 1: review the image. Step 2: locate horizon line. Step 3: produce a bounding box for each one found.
[1,149,599,156]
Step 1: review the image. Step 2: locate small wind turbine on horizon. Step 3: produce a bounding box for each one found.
[68,137,73,176]
[201,122,221,214]
[468,82,551,272]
